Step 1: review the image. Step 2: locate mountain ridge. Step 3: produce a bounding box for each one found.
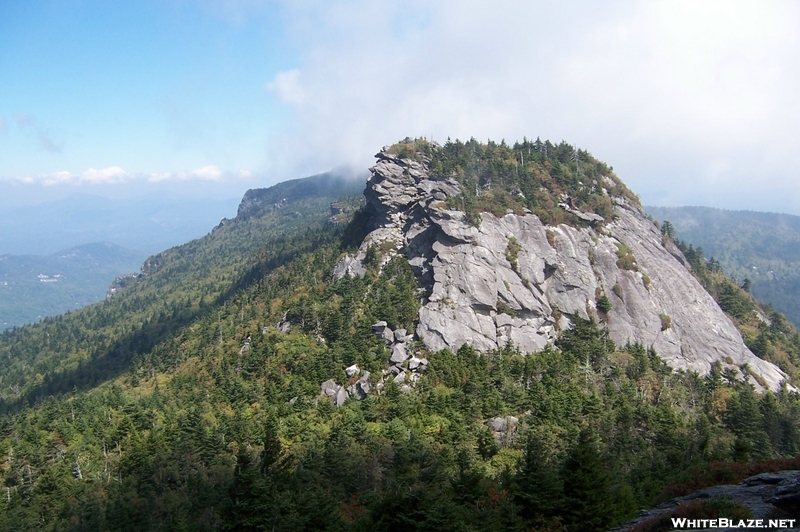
[0,144,798,529]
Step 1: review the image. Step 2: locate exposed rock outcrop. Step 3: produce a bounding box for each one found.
[334,147,790,391]
[616,470,800,531]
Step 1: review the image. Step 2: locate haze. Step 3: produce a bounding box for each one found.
[2,0,799,254]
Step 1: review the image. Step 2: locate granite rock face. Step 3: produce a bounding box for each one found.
[335,146,790,391]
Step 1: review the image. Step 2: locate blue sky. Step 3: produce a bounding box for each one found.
[2,1,800,215]
[1,1,290,181]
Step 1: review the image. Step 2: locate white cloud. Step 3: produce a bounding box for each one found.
[5,165,251,186]
[266,69,307,104]
[80,166,130,184]
[265,0,800,214]
[191,165,223,180]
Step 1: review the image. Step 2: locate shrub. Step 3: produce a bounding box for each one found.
[597,294,613,314]
[615,242,638,271]
[506,236,522,271]
[612,283,623,301]
[659,313,672,331]
[546,229,557,248]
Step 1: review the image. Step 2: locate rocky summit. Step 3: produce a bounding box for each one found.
[335,144,789,391]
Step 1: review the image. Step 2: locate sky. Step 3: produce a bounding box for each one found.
[2,0,800,215]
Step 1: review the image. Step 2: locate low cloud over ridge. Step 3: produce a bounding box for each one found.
[264,0,800,214]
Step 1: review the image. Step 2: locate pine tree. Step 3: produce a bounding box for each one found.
[560,430,615,532]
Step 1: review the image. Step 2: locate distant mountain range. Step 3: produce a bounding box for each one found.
[0,192,241,256]
[0,242,146,329]
[646,206,800,328]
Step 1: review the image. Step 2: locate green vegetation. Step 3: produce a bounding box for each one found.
[660,313,672,331]
[0,154,797,530]
[615,242,638,271]
[505,236,522,271]
[612,283,624,301]
[597,294,613,314]
[647,206,800,328]
[401,137,638,227]
[676,240,800,381]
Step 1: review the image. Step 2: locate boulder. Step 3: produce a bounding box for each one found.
[389,343,409,364]
[487,416,519,433]
[356,371,371,396]
[321,379,338,397]
[333,386,349,407]
[345,364,360,378]
[617,470,800,530]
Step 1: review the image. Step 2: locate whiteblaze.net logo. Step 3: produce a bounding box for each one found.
[671,518,796,529]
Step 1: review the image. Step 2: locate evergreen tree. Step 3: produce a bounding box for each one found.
[560,431,615,532]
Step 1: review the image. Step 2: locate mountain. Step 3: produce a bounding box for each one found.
[334,141,787,390]
[646,206,800,329]
[0,141,798,531]
[0,242,147,330]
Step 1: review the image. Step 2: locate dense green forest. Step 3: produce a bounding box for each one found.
[0,243,146,330]
[394,136,637,226]
[0,144,797,530]
[647,206,800,329]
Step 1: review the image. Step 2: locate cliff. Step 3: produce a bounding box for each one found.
[335,143,789,391]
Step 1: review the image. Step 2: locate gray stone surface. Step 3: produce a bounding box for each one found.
[487,416,519,432]
[389,343,409,364]
[333,254,365,279]
[616,470,800,531]
[333,386,349,407]
[321,379,338,397]
[332,145,790,391]
[345,364,360,378]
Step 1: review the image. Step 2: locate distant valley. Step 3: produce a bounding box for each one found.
[0,242,146,329]
[646,206,800,328]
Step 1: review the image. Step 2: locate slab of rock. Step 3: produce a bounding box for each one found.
[487,416,519,433]
[333,254,365,279]
[616,470,800,531]
[394,328,407,342]
[345,364,360,378]
[278,316,292,333]
[333,386,349,407]
[390,343,409,364]
[321,379,338,397]
[356,371,371,396]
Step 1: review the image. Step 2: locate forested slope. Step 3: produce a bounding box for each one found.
[0,146,797,530]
